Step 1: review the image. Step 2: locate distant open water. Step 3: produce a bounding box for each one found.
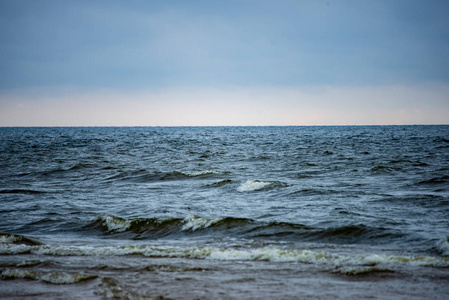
[1,126,449,299]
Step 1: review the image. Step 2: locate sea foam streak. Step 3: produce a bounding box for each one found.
[1,243,448,268]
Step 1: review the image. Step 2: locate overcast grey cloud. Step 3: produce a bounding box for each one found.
[2,0,448,89]
[1,0,448,125]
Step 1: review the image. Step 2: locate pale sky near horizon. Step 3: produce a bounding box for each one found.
[1,0,449,126]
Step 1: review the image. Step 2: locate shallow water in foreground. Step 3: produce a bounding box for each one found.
[1,126,448,299]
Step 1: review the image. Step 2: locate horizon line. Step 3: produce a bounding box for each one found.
[1,124,448,128]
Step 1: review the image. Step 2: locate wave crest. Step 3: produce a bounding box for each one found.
[105,169,225,183]
[1,268,97,284]
[161,170,223,180]
[1,243,448,269]
[237,180,287,192]
[91,215,255,237]
[182,216,218,231]
[88,216,403,244]
[91,216,184,237]
[0,232,42,246]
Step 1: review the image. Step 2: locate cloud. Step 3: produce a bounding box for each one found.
[1,0,449,89]
[1,84,448,126]
[1,1,448,126]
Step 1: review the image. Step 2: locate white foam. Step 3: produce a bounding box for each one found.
[0,235,17,245]
[357,253,446,267]
[0,233,40,245]
[40,272,97,284]
[101,215,131,233]
[183,170,219,177]
[237,180,273,192]
[1,243,448,268]
[1,268,96,284]
[206,248,338,263]
[182,216,217,231]
[1,269,39,281]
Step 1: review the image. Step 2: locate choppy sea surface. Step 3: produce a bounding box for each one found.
[1,126,448,299]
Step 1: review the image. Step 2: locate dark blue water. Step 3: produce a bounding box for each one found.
[1,126,449,299]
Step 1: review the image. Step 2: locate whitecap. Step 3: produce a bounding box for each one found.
[181,216,217,231]
[237,180,285,192]
[0,232,42,246]
[1,269,39,281]
[183,170,220,177]
[101,215,131,233]
[0,235,18,245]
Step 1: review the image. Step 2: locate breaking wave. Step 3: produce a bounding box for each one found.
[237,180,287,192]
[0,232,42,246]
[90,215,254,238]
[182,215,220,231]
[1,268,97,284]
[1,242,448,269]
[91,215,184,237]
[87,215,403,244]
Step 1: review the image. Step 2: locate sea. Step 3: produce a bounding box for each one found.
[0,125,448,299]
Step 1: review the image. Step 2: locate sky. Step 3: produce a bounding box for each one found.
[1,0,449,126]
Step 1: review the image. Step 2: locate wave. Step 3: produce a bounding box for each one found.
[333,266,396,276]
[237,180,287,192]
[86,215,403,245]
[251,223,403,244]
[1,242,448,269]
[90,215,257,236]
[0,232,43,246]
[90,216,184,237]
[161,170,224,180]
[206,179,233,187]
[1,268,97,284]
[89,215,254,238]
[105,169,225,183]
[182,215,220,231]
[182,216,254,232]
[307,225,384,240]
